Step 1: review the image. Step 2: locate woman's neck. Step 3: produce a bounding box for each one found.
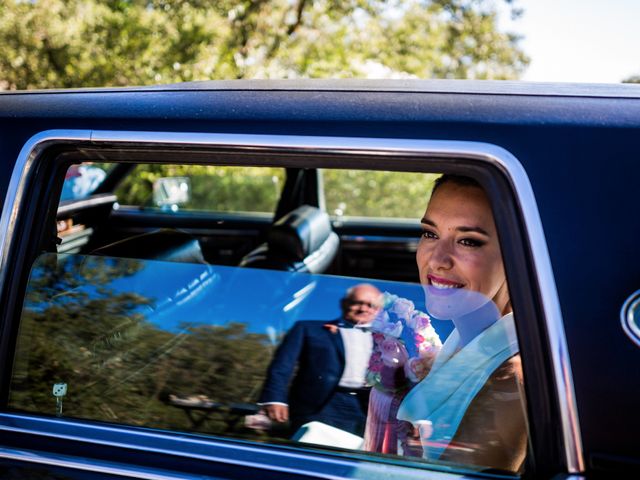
[452,300,501,348]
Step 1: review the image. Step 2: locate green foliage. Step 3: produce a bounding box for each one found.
[323,169,439,219]
[0,0,528,89]
[114,164,436,219]
[115,164,285,213]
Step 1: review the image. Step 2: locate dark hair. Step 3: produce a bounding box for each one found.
[431,174,482,196]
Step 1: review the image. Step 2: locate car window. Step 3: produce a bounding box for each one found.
[115,164,285,214]
[9,160,529,477]
[60,163,113,202]
[322,169,440,219]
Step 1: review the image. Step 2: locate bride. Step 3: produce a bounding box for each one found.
[396,174,527,472]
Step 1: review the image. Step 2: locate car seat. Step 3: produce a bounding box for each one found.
[239,205,339,273]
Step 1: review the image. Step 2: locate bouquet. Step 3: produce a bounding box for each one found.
[363,292,441,455]
[367,292,442,391]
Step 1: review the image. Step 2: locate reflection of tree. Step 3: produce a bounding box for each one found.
[10,254,273,438]
[164,323,270,403]
[158,323,272,433]
[10,253,152,416]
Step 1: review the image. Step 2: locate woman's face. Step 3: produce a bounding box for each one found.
[416,182,510,319]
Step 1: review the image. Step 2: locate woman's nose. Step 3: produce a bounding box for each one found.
[428,241,454,270]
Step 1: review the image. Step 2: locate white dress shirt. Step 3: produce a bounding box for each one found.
[338,325,373,388]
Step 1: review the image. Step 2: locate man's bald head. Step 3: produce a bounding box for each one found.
[341,284,382,325]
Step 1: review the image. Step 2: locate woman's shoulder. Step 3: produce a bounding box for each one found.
[481,354,524,401]
[451,354,527,471]
[491,354,524,385]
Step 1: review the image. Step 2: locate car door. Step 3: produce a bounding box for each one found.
[7,83,638,478]
[0,111,582,480]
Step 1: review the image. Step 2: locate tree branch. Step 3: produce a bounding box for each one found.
[264,0,308,63]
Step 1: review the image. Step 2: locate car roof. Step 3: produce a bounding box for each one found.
[2,78,640,99]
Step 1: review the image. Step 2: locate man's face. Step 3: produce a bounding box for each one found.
[342,285,382,325]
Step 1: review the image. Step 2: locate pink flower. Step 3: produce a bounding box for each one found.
[404,356,430,382]
[407,311,431,330]
[372,333,385,344]
[366,293,442,394]
[368,351,383,372]
[369,362,383,373]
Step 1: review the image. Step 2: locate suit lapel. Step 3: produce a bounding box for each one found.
[326,319,345,363]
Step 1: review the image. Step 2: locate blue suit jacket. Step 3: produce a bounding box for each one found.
[259,319,349,419]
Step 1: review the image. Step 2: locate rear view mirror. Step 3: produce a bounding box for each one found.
[153,177,191,211]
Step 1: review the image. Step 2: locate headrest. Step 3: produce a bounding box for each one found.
[268,205,333,260]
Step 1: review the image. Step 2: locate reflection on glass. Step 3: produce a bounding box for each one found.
[60,163,107,201]
[259,284,385,444]
[16,163,529,475]
[11,179,528,476]
[10,253,450,444]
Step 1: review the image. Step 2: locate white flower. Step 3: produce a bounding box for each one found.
[381,291,399,309]
[372,310,390,330]
[372,311,404,337]
[390,297,415,320]
[384,321,404,338]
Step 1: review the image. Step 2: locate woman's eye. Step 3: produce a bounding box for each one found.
[421,230,438,240]
[459,238,484,248]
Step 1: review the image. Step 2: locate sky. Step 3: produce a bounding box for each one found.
[497,0,640,83]
[98,255,454,339]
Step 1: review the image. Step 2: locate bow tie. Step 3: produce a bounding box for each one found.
[338,322,372,332]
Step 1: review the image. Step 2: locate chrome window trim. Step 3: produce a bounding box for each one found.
[0,414,466,480]
[57,193,118,216]
[0,129,584,473]
[0,446,200,480]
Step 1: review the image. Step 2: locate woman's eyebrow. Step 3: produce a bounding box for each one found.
[421,217,490,236]
[457,226,490,236]
[420,218,436,227]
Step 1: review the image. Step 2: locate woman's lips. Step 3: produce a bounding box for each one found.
[427,274,464,290]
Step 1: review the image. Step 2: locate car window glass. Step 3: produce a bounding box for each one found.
[115,164,285,214]
[9,162,529,476]
[60,163,113,202]
[322,169,440,219]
